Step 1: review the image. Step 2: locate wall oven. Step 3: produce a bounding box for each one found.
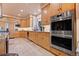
[50,10,75,55]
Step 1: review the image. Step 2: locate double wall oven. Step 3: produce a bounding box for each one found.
[50,10,76,55]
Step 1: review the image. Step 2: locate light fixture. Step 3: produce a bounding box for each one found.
[20,10,23,12]
[44,10,47,14]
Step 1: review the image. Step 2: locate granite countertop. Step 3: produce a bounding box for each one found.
[18,31,50,33]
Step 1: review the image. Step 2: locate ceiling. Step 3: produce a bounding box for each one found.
[2,3,41,18]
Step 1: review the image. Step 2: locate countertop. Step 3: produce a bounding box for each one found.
[18,31,50,33]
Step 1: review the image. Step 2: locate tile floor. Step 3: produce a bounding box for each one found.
[8,38,54,56]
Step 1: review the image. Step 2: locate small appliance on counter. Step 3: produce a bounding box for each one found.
[50,10,76,55]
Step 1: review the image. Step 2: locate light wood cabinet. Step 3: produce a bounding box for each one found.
[28,32,68,56]
[12,32,20,38]
[25,32,28,39]
[41,3,61,25]
[0,39,6,55]
[50,3,61,17]
[42,4,51,25]
[41,3,75,25]
[20,20,27,27]
[26,18,30,27]
[37,32,50,50]
[50,3,75,16]
[61,3,75,12]
[19,31,26,38]
[29,32,50,50]
[0,21,5,30]
[20,19,30,28]
[29,32,36,43]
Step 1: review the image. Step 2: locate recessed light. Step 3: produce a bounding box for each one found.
[20,10,23,12]
[44,10,47,14]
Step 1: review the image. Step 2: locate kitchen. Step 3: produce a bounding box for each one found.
[0,3,79,56]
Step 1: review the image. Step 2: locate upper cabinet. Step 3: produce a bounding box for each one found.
[50,3,75,17]
[41,3,61,25]
[41,3,75,25]
[50,3,61,17]
[20,18,30,28]
[41,4,51,25]
[61,3,75,12]
[26,17,30,27]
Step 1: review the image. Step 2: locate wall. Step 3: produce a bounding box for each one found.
[43,25,50,32]
[76,4,79,55]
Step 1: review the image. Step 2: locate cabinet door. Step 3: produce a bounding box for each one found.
[50,3,60,17]
[29,32,36,43]
[34,32,40,45]
[20,32,26,38]
[42,4,51,25]
[0,39,6,55]
[21,19,30,27]
[42,33,50,50]
[14,32,20,38]
[29,32,33,41]
[38,33,50,50]
[36,33,43,46]
[76,4,79,19]
[62,3,75,12]
[21,20,27,27]
[25,32,28,39]
[26,19,30,27]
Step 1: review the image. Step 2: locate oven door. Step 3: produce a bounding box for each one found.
[51,36,72,50]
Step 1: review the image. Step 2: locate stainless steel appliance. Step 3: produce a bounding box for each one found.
[50,10,75,55]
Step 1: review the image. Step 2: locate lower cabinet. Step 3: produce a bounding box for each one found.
[19,31,26,38]
[37,32,50,50]
[0,39,6,55]
[10,32,20,38]
[28,32,68,56]
[29,32,36,43]
[10,31,27,38]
